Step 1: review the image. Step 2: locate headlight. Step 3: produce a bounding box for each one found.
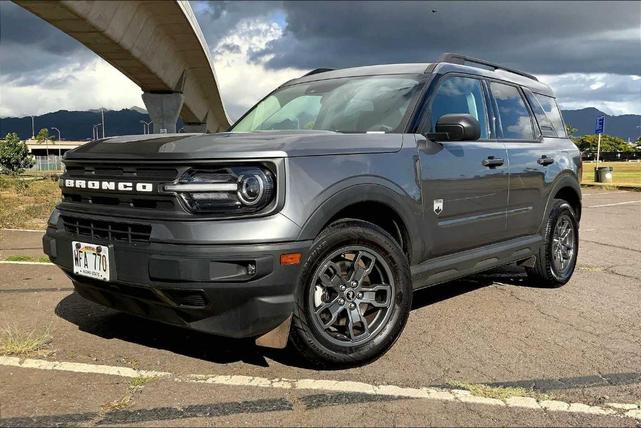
[164,166,275,214]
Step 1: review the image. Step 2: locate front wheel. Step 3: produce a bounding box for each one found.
[527,199,579,287]
[290,220,412,367]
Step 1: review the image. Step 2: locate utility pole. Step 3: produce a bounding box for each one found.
[30,116,35,139]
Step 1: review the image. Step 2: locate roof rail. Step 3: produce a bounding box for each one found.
[433,52,538,82]
[302,68,335,77]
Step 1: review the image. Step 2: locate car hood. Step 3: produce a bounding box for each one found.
[65,131,404,161]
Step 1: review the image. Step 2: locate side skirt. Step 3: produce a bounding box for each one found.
[410,234,543,290]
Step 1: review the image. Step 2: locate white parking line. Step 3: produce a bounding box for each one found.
[0,228,45,233]
[587,200,641,208]
[582,191,629,196]
[0,356,639,420]
[0,356,170,378]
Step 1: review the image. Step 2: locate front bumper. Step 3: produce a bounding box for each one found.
[43,222,311,339]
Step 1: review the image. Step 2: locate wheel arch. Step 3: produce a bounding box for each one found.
[539,174,582,232]
[297,184,423,264]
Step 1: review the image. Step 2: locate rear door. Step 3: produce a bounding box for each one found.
[487,81,558,238]
[417,75,509,258]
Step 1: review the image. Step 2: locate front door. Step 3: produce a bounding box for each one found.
[417,75,509,258]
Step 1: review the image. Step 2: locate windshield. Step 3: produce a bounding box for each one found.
[231,75,423,133]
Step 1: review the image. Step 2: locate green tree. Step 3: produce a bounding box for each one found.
[36,128,49,143]
[574,134,633,153]
[565,124,577,140]
[0,132,35,175]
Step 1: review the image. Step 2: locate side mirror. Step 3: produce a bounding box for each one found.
[429,113,481,141]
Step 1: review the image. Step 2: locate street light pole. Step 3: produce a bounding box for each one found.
[139,120,152,134]
[50,127,61,141]
[93,124,102,140]
[30,116,35,139]
[101,108,105,138]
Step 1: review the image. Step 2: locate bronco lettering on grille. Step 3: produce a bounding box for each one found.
[63,179,153,192]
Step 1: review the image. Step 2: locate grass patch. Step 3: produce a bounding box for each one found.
[129,375,157,389]
[101,394,134,412]
[0,325,53,357]
[0,175,60,229]
[450,382,548,401]
[4,255,51,263]
[577,264,604,272]
[582,161,641,187]
[101,375,158,413]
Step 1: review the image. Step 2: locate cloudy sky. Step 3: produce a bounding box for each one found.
[0,1,639,120]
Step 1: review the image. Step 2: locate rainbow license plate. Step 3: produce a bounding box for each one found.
[72,241,110,281]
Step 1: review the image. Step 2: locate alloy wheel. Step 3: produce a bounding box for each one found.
[551,213,575,276]
[308,246,396,347]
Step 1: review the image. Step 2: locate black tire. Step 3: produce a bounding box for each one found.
[527,199,579,287]
[290,219,412,368]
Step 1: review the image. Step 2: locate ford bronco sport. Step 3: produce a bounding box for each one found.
[44,53,581,366]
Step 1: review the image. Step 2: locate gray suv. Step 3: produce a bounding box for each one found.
[43,53,581,366]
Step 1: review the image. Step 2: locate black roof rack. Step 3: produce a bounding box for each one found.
[302,68,335,77]
[433,52,538,82]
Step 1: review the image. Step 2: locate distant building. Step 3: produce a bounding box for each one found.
[24,139,90,172]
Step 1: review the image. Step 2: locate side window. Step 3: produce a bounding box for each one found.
[524,89,557,137]
[430,76,489,139]
[534,93,566,137]
[490,82,535,140]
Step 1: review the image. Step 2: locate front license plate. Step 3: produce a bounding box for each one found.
[72,241,110,281]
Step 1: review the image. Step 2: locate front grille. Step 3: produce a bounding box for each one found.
[62,215,151,243]
[61,164,180,213]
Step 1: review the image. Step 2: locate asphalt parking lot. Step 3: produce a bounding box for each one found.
[0,188,639,426]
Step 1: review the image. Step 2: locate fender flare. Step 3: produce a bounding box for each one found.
[297,182,424,263]
[539,173,582,232]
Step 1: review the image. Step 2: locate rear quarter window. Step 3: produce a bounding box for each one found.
[532,93,566,138]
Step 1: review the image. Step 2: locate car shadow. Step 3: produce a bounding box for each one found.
[55,293,271,367]
[54,264,536,370]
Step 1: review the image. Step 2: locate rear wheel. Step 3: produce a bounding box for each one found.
[290,220,412,367]
[527,199,579,287]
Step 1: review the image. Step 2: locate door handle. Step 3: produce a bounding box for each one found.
[537,155,554,166]
[482,156,504,168]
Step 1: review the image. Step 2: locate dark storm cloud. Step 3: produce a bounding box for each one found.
[0,1,93,83]
[191,1,283,48]
[0,1,80,54]
[252,1,641,75]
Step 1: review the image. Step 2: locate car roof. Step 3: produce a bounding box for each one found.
[285,61,555,97]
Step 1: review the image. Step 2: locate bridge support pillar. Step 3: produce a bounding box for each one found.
[142,92,184,134]
[182,122,208,133]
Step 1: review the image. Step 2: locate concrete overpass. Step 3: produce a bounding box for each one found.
[16,1,231,134]
[25,139,87,155]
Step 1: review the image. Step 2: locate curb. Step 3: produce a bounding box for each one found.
[0,260,52,266]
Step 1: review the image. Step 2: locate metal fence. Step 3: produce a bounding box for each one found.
[581,151,641,162]
[30,155,64,172]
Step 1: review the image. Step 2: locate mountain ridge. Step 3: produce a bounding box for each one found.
[1,107,639,141]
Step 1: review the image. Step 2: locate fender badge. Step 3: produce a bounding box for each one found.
[433,199,444,215]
